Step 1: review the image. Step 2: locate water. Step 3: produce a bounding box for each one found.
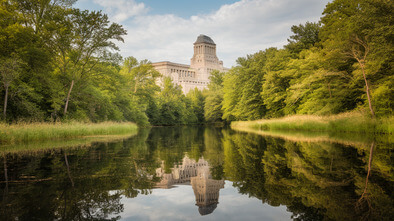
[0,126,393,220]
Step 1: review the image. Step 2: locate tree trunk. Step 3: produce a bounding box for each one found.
[360,142,375,200]
[361,65,375,118]
[64,79,74,115]
[3,154,8,194]
[3,85,8,120]
[64,152,74,187]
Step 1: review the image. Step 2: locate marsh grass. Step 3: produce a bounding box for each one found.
[0,134,135,155]
[232,112,393,135]
[0,122,138,144]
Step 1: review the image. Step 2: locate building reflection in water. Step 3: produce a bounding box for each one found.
[155,156,225,215]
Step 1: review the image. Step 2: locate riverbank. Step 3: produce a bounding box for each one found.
[0,122,138,144]
[231,112,393,134]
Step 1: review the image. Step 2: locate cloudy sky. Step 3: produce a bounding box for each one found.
[75,0,331,67]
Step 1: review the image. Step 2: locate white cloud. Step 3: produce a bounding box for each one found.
[105,0,330,67]
[93,0,148,22]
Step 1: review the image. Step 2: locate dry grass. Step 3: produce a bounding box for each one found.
[0,122,138,144]
[232,112,393,134]
[0,134,135,155]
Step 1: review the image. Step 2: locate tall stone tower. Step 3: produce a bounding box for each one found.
[152,34,227,94]
[190,34,224,82]
[191,166,225,216]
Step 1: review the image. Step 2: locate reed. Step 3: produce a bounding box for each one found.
[0,134,136,154]
[232,112,393,135]
[0,122,138,144]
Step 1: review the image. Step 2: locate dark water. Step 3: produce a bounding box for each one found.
[0,126,393,220]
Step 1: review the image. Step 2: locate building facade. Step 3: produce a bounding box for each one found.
[152,35,228,94]
[155,156,225,215]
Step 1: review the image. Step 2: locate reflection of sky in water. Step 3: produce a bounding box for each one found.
[115,181,291,221]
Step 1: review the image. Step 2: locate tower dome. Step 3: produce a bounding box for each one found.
[194,34,216,45]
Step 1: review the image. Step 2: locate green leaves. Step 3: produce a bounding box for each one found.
[1,0,392,123]
[285,22,321,54]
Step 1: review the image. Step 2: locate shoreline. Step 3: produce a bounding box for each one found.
[0,122,138,144]
[231,112,393,135]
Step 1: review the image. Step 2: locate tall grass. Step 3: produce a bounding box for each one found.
[231,112,393,134]
[0,122,138,144]
[0,134,135,155]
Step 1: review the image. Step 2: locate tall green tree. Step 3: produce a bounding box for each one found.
[285,21,321,54]
[156,77,196,125]
[320,0,394,117]
[0,0,49,121]
[222,50,272,121]
[260,48,291,117]
[187,88,205,123]
[0,55,24,120]
[204,70,225,122]
[119,56,161,125]
[54,9,127,115]
[120,57,161,100]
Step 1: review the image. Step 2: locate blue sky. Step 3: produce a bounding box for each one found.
[74,0,331,67]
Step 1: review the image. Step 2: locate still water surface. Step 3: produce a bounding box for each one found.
[0,126,393,220]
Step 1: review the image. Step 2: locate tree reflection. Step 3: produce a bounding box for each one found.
[0,127,392,220]
[221,130,393,220]
[0,129,159,220]
[356,141,374,220]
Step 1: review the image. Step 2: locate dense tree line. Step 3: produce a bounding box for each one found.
[210,0,393,121]
[1,0,392,125]
[0,0,206,125]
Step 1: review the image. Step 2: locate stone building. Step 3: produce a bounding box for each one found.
[155,156,225,215]
[155,156,209,188]
[152,35,228,94]
[191,166,225,216]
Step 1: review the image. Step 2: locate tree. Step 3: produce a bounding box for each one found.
[260,48,291,117]
[223,50,274,121]
[156,77,194,125]
[187,88,205,123]
[285,22,321,54]
[0,55,24,120]
[283,49,351,115]
[12,0,76,35]
[54,9,127,115]
[348,36,375,117]
[119,57,161,125]
[204,70,225,122]
[120,57,161,98]
[320,0,393,117]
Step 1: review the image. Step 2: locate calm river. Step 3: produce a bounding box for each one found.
[0,126,393,220]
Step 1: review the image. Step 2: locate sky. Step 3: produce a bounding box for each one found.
[75,0,332,67]
[110,181,292,220]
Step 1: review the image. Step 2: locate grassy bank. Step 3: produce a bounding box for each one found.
[231,112,393,134]
[0,122,138,144]
[0,134,136,154]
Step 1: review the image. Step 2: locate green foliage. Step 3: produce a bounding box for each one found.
[155,77,197,125]
[222,51,269,121]
[1,0,392,125]
[186,88,205,123]
[204,90,224,123]
[372,78,393,117]
[118,56,161,126]
[204,71,225,123]
[204,0,393,123]
[285,21,321,54]
[261,49,291,117]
